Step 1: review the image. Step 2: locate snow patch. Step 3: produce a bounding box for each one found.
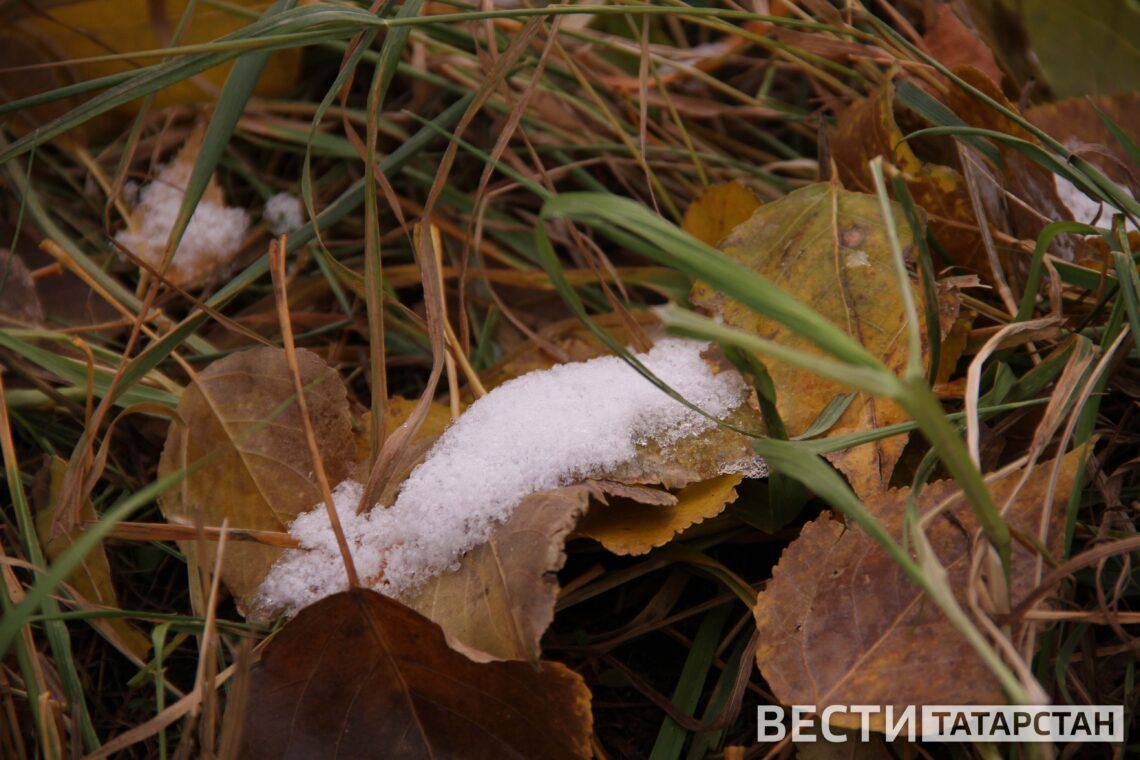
[255,337,761,615]
[114,158,249,279]
[264,192,305,235]
[1055,174,1138,232]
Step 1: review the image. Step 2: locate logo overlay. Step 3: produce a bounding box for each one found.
[758,705,1123,743]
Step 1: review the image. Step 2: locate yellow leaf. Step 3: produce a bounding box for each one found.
[691,183,938,499]
[575,474,742,556]
[3,1,299,140]
[35,457,151,661]
[681,181,763,247]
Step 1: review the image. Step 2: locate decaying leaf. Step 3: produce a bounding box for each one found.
[158,346,355,612]
[34,457,151,661]
[682,181,763,247]
[575,474,742,556]
[753,448,1083,727]
[1027,92,1140,205]
[691,182,937,499]
[241,589,593,759]
[0,248,44,326]
[403,485,591,662]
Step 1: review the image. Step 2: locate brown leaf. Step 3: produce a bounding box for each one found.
[691,182,936,499]
[1027,92,1140,196]
[34,457,150,661]
[158,346,355,613]
[240,588,592,759]
[753,448,1083,726]
[922,6,1003,89]
[682,181,763,247]
[0,248,44,326]
[402,486,591,662]
[940,67,1082,268]
[575,474,742,556]
[828,83,983,273]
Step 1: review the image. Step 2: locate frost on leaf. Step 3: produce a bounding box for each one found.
[115,135,250,288]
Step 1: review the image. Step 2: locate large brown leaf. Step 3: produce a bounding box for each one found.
[691,182,935,499]
[402,486,592,662]
[158,346,355,612]
[753,448,1083,727]
[240,589,592,759]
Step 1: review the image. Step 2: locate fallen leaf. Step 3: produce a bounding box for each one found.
[240,588,592,759]
[575,474,742,556]
[940,66,1082,267]
[922,6,1003,89]
[603,401,762,490]
[7,1,299,139]
[402,485,591,662]
[753,447,1083,727]
[158,346,356,613]
[691,182,936,499]
[682,181,763,247]
[828,82,982,273]
[1027,92,1140,197]
[34,457,151,661]
[0,248,44,326]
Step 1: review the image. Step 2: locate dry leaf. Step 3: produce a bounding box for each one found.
[828,83,983,273]
[0,248,44,326]
[753,448,1083,727]
[158,346,355,613]
[34,457,151,661]
[922,6,1003,89]
[691,182,936,499]
[682,181,763,247]
[402,486,591,662]
[5,1,299,139]
[1028,92,1140,198]
[240,589,593,759]
[575,474,742,556]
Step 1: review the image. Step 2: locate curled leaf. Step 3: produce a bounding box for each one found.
[403,486,592,662]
